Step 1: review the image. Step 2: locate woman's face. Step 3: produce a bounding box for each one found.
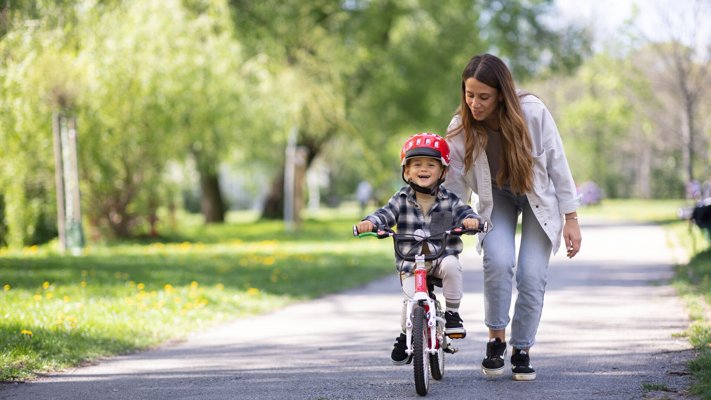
[464,77,501,128]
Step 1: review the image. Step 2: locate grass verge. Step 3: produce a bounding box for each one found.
[0,214,393,382]
[675,244,711,399]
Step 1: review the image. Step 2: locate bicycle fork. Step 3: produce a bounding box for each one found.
[405,254,439,357]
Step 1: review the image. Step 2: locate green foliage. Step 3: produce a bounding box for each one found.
[0,213,393,381]
[0,0,257,243]
[535,48,701,199]
[0,0,591,244]
[230,0,588,206]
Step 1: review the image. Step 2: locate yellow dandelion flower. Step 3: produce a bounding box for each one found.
[80,281,87,288]
[263,256,276,266]
[246,287,260,296]
[190,281,199,290]
[33,294,42,301]
[164,284,174,293]
[45,292,54,300]
[3,284,10,291]
[63,296,71,302]
[20,329,33,337]
[42,281,50,290]
[137,283,145,290]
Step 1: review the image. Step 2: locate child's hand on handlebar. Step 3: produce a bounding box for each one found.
[461,217,481,231]
[355,220,375,235]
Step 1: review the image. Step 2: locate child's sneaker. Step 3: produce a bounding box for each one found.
[391,333,412,365]
[444,311,466,338]
[511,348,536,381]
[481,338,507,376]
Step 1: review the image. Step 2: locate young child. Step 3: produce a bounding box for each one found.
[355,133,483,364]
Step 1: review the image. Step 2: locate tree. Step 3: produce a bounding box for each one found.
[0,1,82,246]
[229,0,590,220]
[627,0,711,184]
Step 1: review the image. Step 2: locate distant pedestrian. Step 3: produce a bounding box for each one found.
[444,53,582,381]
[356,180,372,214]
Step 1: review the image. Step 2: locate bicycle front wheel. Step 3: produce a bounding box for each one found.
[412,305,429,396]
[429,331,445,380]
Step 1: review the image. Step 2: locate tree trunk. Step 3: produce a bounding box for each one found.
[199,170,226,223]
[262,166,285,219]
[261,135,324,220]
[191,147,226,224]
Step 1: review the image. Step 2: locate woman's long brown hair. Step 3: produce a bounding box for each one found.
[446,54,534,195]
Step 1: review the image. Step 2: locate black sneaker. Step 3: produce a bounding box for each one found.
[511,348,536,381]
[391,333,412,365]
[444,311,466,338]
[481,338,507,376]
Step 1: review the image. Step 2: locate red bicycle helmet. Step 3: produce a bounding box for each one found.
[400,133,450,166]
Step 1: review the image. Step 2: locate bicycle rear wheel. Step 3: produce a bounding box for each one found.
[412,305,429,396]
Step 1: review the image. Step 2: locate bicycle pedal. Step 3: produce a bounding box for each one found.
[446,332,466,339]
[444,347,458,354]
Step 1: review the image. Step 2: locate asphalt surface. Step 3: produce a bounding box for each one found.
[0,220,697,399]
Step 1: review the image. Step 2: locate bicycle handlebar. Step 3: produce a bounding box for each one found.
[353,221,489,262]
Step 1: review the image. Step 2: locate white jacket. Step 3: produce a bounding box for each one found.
[444,94,580,254]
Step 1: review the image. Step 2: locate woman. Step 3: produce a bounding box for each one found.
[444,53,582,381]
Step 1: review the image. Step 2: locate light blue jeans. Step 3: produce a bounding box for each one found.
[482,187,552,349]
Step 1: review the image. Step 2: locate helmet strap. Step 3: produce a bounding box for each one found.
[402,168,446,196]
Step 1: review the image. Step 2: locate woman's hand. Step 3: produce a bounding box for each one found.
[563,214,581,258]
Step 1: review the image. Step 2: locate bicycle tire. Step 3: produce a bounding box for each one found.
[413,305,429,396]
[429,309,445,380]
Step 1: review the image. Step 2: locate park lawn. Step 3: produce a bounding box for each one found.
[0,214,394,382]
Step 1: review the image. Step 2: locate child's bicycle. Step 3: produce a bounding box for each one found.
[353,224,485,396]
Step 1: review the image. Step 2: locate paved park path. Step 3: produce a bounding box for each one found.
[0,220,697,399]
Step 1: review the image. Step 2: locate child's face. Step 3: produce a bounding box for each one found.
[405,157,444,189]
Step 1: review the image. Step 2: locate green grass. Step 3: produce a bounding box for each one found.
[578,198,688,224]
[0,212,393,382]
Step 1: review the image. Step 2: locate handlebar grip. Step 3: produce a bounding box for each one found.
[450,220,490,236]
[353,224,392,239]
